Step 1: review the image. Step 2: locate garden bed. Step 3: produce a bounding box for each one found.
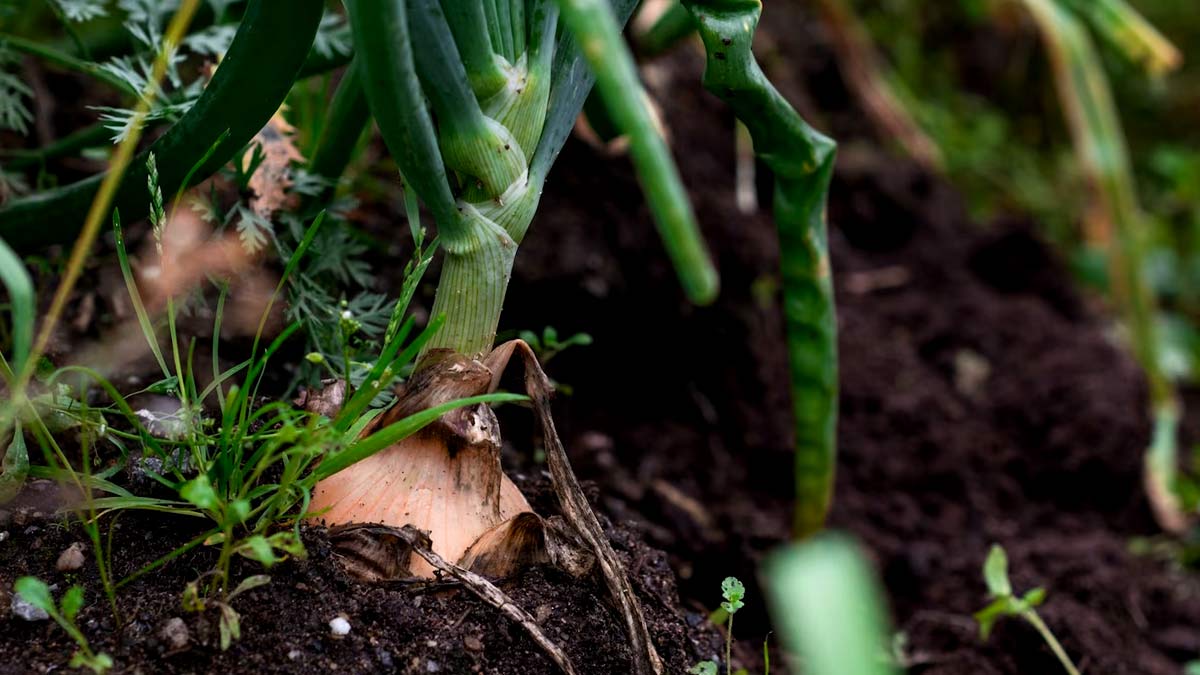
[4,8,1200,675]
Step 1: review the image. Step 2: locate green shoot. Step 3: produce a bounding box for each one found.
[720,576,745,675]
[764,533,897,675]
[13,577,113,673]
[683,0,838,536]
[692,576,746,675]
[973,545,1080,675]
[516,326,593,365]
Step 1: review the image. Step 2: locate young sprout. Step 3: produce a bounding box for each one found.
[720,576,746,675]
[974,545,1080,675]
[14,577,113,674]
[691,576,746,675]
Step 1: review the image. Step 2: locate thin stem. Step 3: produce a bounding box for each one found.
[1022,611,1081,675]
[725,612,734,675]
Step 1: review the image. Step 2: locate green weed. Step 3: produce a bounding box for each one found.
[974,544,1080,675]
[13,577,112,673]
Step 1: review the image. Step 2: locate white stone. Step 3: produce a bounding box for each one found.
[329,616,351,637]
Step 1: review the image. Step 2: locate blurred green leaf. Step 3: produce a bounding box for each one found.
[765,533,898,675]
[982,544,1012,597]
[14,576,54,612]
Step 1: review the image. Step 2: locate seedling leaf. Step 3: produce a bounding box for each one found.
[237,535,280,567]
[982,544,1011,597]
[229,574,271,599]
[218,604,240,651]
[1022,587,1047,608]
[973,596,1013,640]
[69,652,113,674]
[688,661,718,675]
[13,576,54,612]
[720,576,745,614]
[179,475,218,511]
[61,586,85,622]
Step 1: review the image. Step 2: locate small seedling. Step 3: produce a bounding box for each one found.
[692,576,747,675]
[13,577,112,673]
[974,544,1080,675]
[517,326,593,365]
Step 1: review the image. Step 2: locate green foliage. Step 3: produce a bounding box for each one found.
[13,577,113,673]
[973,545,1047,639]
[692,575,749,675]
[973,545,1079,675]
[517,326,593,364]
[720,576,745,614]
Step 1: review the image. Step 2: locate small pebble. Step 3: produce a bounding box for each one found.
[56,542,86,572]
[425,639,437,648]
[158,617,189,651]
[463,635,483,652]
[329,616,351,637]
[11,591,49,621]
[287,649,303,661]
[0,531,8,544]
[426,661,440,673]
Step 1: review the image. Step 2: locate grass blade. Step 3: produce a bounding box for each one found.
[314,392,527,480]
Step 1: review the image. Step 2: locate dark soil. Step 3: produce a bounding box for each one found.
[499,9,1200,673]
[5,4,1200,674]
[0,479,719,674]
